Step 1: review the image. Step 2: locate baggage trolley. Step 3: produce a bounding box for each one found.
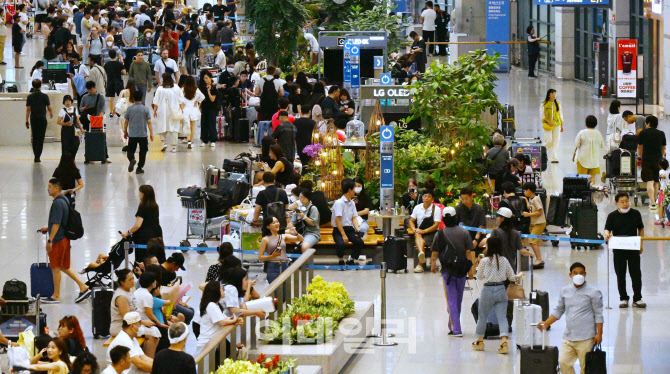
[230,216,264,268]
[178,189,229,254]
[606,149,637,203]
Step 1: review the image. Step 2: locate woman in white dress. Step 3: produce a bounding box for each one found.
[180,75,205,149]
[152,73,183,152]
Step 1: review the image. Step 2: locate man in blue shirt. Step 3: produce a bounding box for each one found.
[537,262,603,374]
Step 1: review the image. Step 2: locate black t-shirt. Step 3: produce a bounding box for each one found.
[104,60,124,84]
[294,117,316,157]
[135,205,162,243]
[151,349,196,374]
[455,202,486,239]
[160,265,177,286]
[200,86,219,111]
[273,122,297,161]
[136,206,160,227]
[638,128,667,162]
[52,168,82,191]
[65,337,84,357]
[605,209,644,239]
[12,23,23,45]
[26,91,51,118]
[401,192,421,211]
[340,99,355,116]
[162,8,175,25]
[255,185,289,218]
[321,96,339,119]
[274,157,294,186]
[212,4,229,19]
[354,191,371,220]
[179,32,191,51]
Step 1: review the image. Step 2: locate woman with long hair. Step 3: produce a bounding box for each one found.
[180,75,205,149]
[541,88,563,163]
[121,185,163,261]
[27,338,71,373]
[206,242,241,282]
[56,95,84,158]
[308,82,326,123]
[57,316,87,357]
[606,99,626,154]
[472,236,523,354]
[260,144,296,187]
[30,60,45,82]
[295,72,312,103]
[152,73,183,152]
[196,281,244,353]
[288,85,301,115]
[52,152,83,206]
[221,267,263,317]
[354,177,371,234]
[259,216,302,284]
[259,135,276,167]
[198,71,219,148]
[118,78,137,151]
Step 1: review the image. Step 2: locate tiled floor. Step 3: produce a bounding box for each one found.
[1,37,669,373]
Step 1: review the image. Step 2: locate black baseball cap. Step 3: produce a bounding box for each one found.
[167,253,186,270]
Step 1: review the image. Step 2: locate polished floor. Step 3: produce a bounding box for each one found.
[1,37,669,374]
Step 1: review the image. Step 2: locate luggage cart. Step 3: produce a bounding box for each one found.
[177,188,229,254]
[605,149,637,203]
[229,216,264,268]
[0,298,43,351]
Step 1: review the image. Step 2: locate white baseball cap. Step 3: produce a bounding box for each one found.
[496,207,513,219]
[123,311,141,325]
[442,206,457,217]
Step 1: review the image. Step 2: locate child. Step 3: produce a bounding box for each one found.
[523,182,546,268]
[79,254,109,273]
[656,159,670,226]
[151,284,185,325]
[12,14,24,69]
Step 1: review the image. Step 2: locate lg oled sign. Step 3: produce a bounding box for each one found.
[616,39,637,99]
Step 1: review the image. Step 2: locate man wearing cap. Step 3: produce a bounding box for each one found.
[106,312,153,374]
[409,189,441,273]
[486,207,534,271]
[160,253,195,324]
[430,206,473,337]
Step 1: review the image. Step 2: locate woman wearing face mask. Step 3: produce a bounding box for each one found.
[353,177,371,235]
[290,189,321,252]
[57,95,84,157]
[472,236,523,354]
[26,338,71,374]
[401,178,421,212]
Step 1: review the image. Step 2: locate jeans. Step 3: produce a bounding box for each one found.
[475,285,509,337]
[332,226,364,259]
[136,85,147,104]
[127,137,149,168]
[173,303,195,324]
[267,261,289,284]
[185,53,197,74]
[30,116,48,161]
[442,274,466,334]
[613,249,642,302]
[256,120,273,145]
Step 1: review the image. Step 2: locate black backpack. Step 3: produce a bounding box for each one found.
[260,77,278,117]
[438,228,472,278]
[266,189,287,231]
[57,196,84,240]
[502,197,529,233]
[2,279,28,300]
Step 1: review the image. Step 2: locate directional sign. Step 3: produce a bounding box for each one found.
[374,56,384,69]
[380,155,394,189]
[380,126,395,142]
[350,41,361,89]
[380,73,392,86]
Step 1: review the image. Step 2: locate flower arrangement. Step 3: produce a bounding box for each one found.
[302,144,322,158]
[261,276,355,344]
[214,355,296,374]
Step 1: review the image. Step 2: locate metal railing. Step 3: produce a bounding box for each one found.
[194,248,316,373]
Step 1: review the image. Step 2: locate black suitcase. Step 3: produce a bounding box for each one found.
[92,287,113,338]
[530,290,550,322]
[501,104,515,138]
[216,178,250,206]
[223,158,247,174]
[605,149,621,178]
[383,236,407,273]
[546,194,569,227]
[85,132,107,163]
[519,333,559,374]
[563,174,591,199]
[233,118,249,143]
[568,202,603,249]
[619,132,638,152]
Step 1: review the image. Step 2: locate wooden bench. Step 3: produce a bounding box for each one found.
[103,336,145,347]
[313,234,385,264]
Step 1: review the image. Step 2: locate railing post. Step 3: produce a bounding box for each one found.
[250,317,257,350]
[277,282,285,316]
[124,241,130,269]
[293,271,299,301]
[300,262,307,296]
[373,262,397,346]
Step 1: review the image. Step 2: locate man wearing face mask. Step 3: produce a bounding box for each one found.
[604,192,646,308]
[537,262,603,374]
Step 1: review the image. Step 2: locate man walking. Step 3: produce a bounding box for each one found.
[128,50,152,104]
[420,1,437,55]
[604,192,646,308]
[332,178,365,266]
[123,91,154,174]
[26,80,53,162]
[538,262,603,374]
[637,115,666,210]
[39,178,91,304]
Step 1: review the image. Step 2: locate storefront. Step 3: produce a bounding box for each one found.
[574,8,609,83]
[517,0,556,75]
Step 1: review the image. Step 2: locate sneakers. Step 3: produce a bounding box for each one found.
[136,167,144,174]
[200,142,206,147]
[109,113,114,118]
[413,264,424,273]
[357,255,367,266]
[345,259,356,266]
[210,142,216,148]
[74,289,92,303]
[121,145,128,152]
[619,300,629,308]
[632,300,647,308]
[171,147,177,153]
[161,144,168,152]
[187,141,192,149]
[128,159,136,172]
[40,297,60,304]
[418,251,425,264]
[650,204,658,211]
[448,331,463,337]
[551,160,559,164]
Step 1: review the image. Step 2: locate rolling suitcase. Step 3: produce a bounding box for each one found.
[501,104,515,137]
[471,298,514,338]
[216,114,227,140]
[92,286,113,338]
[31,234,54,298]
[531,290,550,322]
[233,118,250,143]
[519,324,559,374]
[383,236,407,273]
[84,131,107,163]
[513,302,543,346]
[568,202,602,249]
[563,174,591,199]
[546,194,569,227]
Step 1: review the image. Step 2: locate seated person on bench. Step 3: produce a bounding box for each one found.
[289,189,320,252]
[106,312,153,374]
[353,177,371,236]
[332,178,365,266]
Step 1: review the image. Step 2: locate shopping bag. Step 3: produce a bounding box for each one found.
[584,344,607,374]
[17,326,35,355]
[7,345,31,373]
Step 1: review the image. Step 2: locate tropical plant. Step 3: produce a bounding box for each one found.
[405,50,504,192]
[314,0,378,29]
[342,4,407,54]
[247,0,309,71]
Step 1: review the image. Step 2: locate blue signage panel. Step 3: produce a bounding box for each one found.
[374,56,384,69]
[350,44,361,89]
[534,0,609,5]
[485,0,510,71]
[343,40,352,89]
[380,154,394,189]
[380,126,394,142]
[380,73,392,86]
[394,0,407,12]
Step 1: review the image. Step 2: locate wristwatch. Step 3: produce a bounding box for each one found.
[47,239,52,243]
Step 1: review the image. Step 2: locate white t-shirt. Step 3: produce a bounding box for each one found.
[574,128,605,169]
[411,203,441,228]
[101,365,120,374]
[154,58,179,84]
[58,106,79,122]
[660,169,670,191]
[31,68,43,82]
[106,331,145,374]
[19,13,29,31]
[222,284,242,308]
[304,32,319,52]
[421,9,437,31]
[215,50,226,70]
[255,75,283,95]
[133,287,154,321]
[196,302,227,349]
[78,64,90,77]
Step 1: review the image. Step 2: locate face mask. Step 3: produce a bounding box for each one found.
[354,187,362,194]
[106,41,113,47]
[296,200,303,207]
[145,33,153,38]
[619,207,630,213]
[408,188,416,194]
[572,274,585,286]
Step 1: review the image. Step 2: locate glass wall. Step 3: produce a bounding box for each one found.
[518,0,555,74]
[630,0,659,105]
[574,8,608,83]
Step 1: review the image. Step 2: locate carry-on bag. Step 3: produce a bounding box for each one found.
[546,194,569,227]
[91,286,113,338]
[584,344,607,374]
[233,118,250,143]
[84,131,107,163]
[31,234,54,298]
[514,302,543,346]
[383,236,407,273]
[519,324,559,374]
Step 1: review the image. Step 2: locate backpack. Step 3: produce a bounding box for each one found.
[266,189,287,231]
[260,77,279,117]
[502,197,529,233]
[437,228,472,279]
[2,279,28,300]
[57,195,84,240]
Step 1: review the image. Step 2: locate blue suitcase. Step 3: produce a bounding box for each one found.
[31,235,54,298]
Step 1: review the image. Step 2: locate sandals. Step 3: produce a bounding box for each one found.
[498,341,508,354]
[533,261,545,269]
[472,340,484,351]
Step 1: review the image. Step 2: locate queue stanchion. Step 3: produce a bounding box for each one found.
[606,241,611,309]
[124,241,130,270]
[371,262,397,346]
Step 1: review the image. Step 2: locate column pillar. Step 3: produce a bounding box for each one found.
[554,7,574,80]
[662,2,669,113]
[608,0,630,92]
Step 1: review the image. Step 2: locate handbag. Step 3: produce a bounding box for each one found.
[115,96,128,115]
[584,344,607,374]
[167,98,183,121]
[7,345,31,373]
[248,96,260,107]
[506,280,525,299]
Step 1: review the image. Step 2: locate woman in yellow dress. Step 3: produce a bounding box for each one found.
[541,88,563,163]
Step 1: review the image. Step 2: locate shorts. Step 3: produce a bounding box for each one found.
[302,234,320,249]
[76,34,83,46]
[106,81,123,98]
[528,223,546,245]
[641,159,661,183]
[35,14,48,24]
[576,161,600,176]
[48,238,71,269]
[13,44,22,53]
[419,230,436,252]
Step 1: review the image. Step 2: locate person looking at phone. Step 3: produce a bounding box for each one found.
[26,338,71,373]
[196,281,244,353]
[289,189,321,252]
[221,267,265,318]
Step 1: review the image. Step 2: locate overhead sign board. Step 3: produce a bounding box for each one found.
[374,56,384,69]
[534,0,609,5]
[486,0,509,71]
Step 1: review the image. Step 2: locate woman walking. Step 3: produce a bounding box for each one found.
[198,71,219,148]
[472,236,523,354]
[121,185,163,262]
[56,95,84,157]
[152,73,183,152]
[52,153,83,207]
[541,89,563,163]
[180,75,205,149]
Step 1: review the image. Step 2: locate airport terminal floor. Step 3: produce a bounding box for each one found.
[1,38,669,374]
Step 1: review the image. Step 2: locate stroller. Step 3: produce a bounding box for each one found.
[81,238,133,288]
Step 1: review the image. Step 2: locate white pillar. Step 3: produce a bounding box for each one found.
[554,7,575,79]
[608,0,630,92]
[662,2,669,114]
